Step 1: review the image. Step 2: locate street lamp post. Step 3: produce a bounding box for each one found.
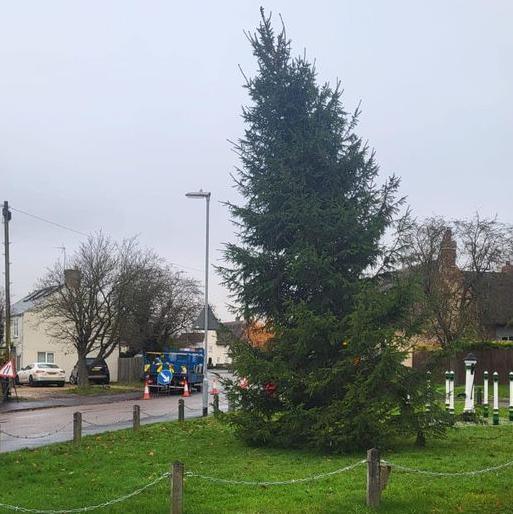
[186,190,211,417]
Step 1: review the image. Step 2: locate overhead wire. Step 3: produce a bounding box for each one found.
[10,206,89,237]
[9,206,202,275]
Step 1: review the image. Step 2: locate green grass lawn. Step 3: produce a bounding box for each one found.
[2,413,513,513]
[64,383,142,395]
[435,383,511,401]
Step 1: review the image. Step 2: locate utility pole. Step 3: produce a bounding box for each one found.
[2,201,11,356]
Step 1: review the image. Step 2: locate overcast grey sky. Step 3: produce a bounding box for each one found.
[1,1,512,320]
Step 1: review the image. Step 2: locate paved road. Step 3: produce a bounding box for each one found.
[0,374,229,453]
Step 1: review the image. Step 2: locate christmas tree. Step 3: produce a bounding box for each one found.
[221,9,449,451]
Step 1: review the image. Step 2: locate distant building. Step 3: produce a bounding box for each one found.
[218,319,273,348]
[10,288,119,381]
[176,305,230,367]
[438,229,513,341]
[175,306,274,367]
[409,229,513,348]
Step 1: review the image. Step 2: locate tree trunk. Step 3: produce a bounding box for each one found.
[415,430,426,447]
[77,352,89,387]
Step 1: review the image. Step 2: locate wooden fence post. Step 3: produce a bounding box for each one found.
[367,448,380,508]
[170,461,184,514]
[379,463,391,492]
[178,399,184,422]
[73,412,82,446]
[213,393,219,416]
[133,405,140,431]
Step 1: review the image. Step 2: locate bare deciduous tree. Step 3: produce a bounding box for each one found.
[454,214,513,275]
[35,233,201,385]
[121,266,201,353]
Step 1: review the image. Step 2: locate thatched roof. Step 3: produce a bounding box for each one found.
[465,271,513,327]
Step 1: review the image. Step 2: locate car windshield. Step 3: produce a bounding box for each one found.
[38,364,59,369]
[86,358,105,365]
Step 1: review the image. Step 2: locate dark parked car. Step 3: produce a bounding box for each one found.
[69,358,110,385]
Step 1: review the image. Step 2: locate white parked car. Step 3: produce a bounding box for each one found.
[16,363,66,387]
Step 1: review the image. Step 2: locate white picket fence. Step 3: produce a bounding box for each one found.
[444,369,513,424]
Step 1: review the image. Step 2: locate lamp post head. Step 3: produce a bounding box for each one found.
[186,190,211,199]
[464,352,478,366]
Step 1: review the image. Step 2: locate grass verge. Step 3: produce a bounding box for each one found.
[435,383,511,402]
[2,416,513,513]
[64,383,142,395]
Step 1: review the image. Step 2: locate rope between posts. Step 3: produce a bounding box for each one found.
[0,460,366,512]
[184,405,203,412]
[2,407,187,439]
[383,458,513,477]
[185,459,366,486]
[140,408,177,418]
[82,409,176,428]
[0,422,73,440]
[0,472,170,513]
[82,417,133,428]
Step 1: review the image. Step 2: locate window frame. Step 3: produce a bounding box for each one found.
[12,317,19,338]
[37,352,55,364]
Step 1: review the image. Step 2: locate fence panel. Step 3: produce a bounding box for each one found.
[118,356,144,383]
[413,348,513,385]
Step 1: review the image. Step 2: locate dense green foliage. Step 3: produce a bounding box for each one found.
[221,10,449,451]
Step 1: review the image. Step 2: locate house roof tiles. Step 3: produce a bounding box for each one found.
[465,271,513,327]
[193,305,220,331]
[11,286,58,316]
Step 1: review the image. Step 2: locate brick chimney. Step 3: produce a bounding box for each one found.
[64,269,81,289]
[502,261,513,274]
[439,228,457,270]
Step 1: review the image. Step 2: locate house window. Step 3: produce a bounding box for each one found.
[37,352,55,363]
[497,326,513,341]
[12,318,19,338]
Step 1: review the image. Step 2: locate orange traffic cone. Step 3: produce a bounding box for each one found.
[143,380,151,400]
[209,378,219,395]
[182,380,191,398]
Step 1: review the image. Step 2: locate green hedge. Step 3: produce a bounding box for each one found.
[461,340,513,350]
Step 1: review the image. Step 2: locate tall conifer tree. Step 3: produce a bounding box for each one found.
[222,10,449,450]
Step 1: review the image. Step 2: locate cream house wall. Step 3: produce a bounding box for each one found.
[205,330,231,366]
[12,310,119,382]
[186,330,231,366]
